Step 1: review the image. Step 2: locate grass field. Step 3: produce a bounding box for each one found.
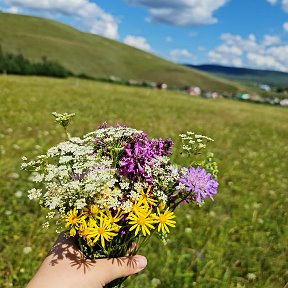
[0,13,242,92]
[0,75,287,288]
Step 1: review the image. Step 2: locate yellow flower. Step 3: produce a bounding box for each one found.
[158,201,166,210]
[69,227,76,237]
[78,218,89,239]
[102,207,124,225]
[153,208,176,233]
[86,216,118,248]
[132,199,148,215]
[81,204,100,219]
[128,210,155,236]
[139,186,157,207]
[65,208,81,228]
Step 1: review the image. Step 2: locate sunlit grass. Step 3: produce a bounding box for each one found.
[0,76,287,288]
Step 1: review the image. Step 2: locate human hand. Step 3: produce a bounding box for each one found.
[27,234,147,288]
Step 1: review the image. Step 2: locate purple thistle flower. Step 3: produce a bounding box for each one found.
[178,166,218,203]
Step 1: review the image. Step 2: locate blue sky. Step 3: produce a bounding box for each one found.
[1,0,288,71]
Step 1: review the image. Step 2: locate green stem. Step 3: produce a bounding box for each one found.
[64,127,70,140]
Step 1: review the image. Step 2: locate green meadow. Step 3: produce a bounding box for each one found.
[0,75,287,288]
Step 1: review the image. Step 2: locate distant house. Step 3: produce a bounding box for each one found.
[157,83,168,89]
[259,84,271,92]
[109,75,122,82]
[185,86,201,96]
[236,92,250,100]
[203,91,220,99]
[280,99,288,106]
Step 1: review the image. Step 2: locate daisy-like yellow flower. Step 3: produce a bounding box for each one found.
[65,208,82,228]
[153,208,176,233]
[128,210,155,236]
[102,207,123,225]
[81,204,100,219]
[132,199,148,215]
[86,216,118,248]
[139,186,157,207]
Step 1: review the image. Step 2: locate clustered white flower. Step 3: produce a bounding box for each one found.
[22,127,178,222]
[180,131,213,156]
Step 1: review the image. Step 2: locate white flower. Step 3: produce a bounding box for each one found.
[46,211,56,219]
[129,190,140,200]
[121,200,133,213]
[185,227,192,233]
[75,198,87,209]
[23,247,32,254]
[59,155,73,163]
[47,146,59,157]
[119,181,130,190]
[42,222,50,229]
[247,273,257,281]
[47,196,62,209]
[15,190,23,198]
[27,188,42,200]
[32,173,44,183]
[151,278,161,287]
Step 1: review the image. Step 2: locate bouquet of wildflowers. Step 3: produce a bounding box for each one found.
[21,113,218,287]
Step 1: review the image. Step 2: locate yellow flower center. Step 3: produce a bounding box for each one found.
[137,216,146,225]
[70,215,78,225]
[98,227,105,235]
[159,214,167,223]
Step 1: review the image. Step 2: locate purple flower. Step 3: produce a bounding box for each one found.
[178,166,218,203]
[118,133,173,183]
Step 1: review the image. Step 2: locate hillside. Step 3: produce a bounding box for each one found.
[186,64,288,88]
[0,12,242,92]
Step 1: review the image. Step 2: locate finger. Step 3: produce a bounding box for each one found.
[98,255,147,284]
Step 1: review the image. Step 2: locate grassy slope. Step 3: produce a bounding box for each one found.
[0,76,287,288]
[0,12,242,92]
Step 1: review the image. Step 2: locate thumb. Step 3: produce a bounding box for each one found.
[99,255,147,284]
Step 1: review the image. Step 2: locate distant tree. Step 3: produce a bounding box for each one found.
[0,46,72,77]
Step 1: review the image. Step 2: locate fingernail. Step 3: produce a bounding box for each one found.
[135,255,147,269]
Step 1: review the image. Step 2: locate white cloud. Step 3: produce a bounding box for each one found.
[266,0,278,4]
[283,22,288,31]
[123,35,152,51]
[169,49,193,61]
[5,6,20,13]
[283,0,288,11]
[5,0,118,38]
[217,44,243,56]
[246,53,287,71]
[125,0,228,26]
[262,35,281,46]
[208,33,288,71]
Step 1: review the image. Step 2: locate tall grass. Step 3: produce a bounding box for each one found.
[0,76,287,288]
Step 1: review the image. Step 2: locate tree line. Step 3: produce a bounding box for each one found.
[0,48,72,77]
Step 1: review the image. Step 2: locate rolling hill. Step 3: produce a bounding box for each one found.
[186,64,288,88]
[0,12,242,92]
